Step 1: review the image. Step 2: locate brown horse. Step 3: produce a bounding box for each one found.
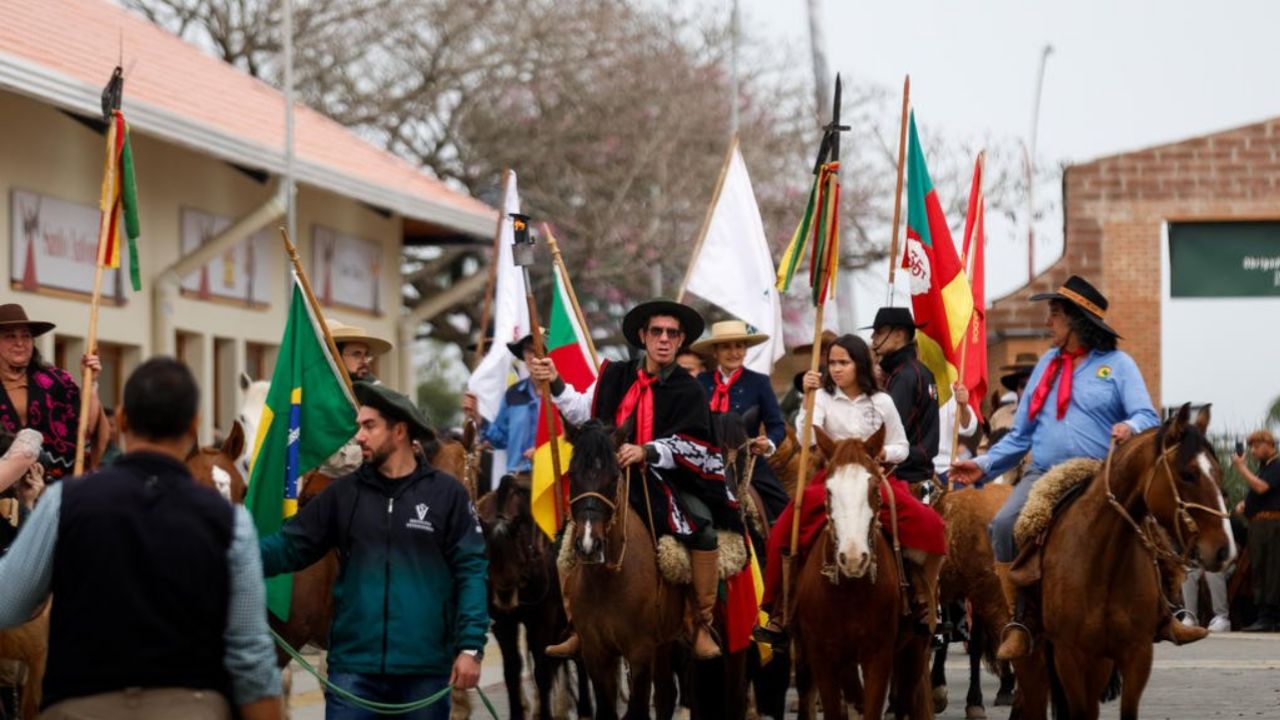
[564,420,685,720]
[187,422,248,504]
[931,482,1017,719]
[792,426,934,720]
[1029,404,1235,720]
[0,601,48,720]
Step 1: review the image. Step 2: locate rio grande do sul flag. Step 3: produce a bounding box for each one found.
[900,112,973,406]
[530,263,597,539]
[246,276,357,619]
[959,153,987,421]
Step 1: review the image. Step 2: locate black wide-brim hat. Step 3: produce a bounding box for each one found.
[506,333,533,361]
[621,299,705,350]
[859,306,926,331]
[1029,275,1120,338]
[354,382,436,443]
[999,352,1039,391]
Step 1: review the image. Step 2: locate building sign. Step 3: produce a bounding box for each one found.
[179,208,276,307]
[9,189,126,301]
[312,226,383,314]
[1169,221,1280,297]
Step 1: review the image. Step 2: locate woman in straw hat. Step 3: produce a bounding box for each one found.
[0,303,105,480]
[692,319,790,521]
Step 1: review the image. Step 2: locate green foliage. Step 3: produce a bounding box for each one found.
[414,340,465,430]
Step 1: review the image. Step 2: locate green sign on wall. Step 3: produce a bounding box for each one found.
[1169,221,1280,297]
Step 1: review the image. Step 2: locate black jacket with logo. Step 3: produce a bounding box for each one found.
[880,343,940,482]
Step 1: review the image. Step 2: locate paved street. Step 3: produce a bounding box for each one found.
[289,633,1280,719]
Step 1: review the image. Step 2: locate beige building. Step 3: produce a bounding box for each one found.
[1,0,495,442]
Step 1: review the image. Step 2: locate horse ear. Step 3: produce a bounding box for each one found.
[1168,402,1192,439]
[1194,404,1212,435]
[741,406,760,434]
[615,416,636,447]
[222,421,246,461]
[462,419,477,451]
[239,372,252,391]
[813,425,835,462]
[864,422,886,460]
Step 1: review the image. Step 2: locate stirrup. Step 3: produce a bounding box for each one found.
[999,621,1034,652]
[1173,608,1197,626]
[752,621,789,645]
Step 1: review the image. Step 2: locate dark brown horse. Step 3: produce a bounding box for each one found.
[564,420,685,720]
[793,426,934,720]
[476,474,592,720]
[1029,404,1235,719]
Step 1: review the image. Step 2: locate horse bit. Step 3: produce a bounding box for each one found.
[568,465,634,572]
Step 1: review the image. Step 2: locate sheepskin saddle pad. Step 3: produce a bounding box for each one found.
[557,521,748,584]
[1013,458,1101,547]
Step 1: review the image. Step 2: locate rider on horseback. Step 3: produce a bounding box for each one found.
[317,318,393,478]
[950,275,1203,659]
[529,299,738,661]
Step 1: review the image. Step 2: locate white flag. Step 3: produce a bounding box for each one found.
[682,145,784,373]
[466,172,529,421]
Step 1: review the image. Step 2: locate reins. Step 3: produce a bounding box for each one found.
[568,464,636,572]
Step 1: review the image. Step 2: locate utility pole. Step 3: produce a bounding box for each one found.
[805,0,831,125]
[283,0,297,244]
[1025,44,1053,284]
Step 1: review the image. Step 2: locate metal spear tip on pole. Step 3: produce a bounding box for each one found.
[510,213,535,267]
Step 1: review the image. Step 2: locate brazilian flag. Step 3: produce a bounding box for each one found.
[246,275,357,619]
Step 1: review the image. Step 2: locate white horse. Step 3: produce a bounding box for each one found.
[236,372,271,480]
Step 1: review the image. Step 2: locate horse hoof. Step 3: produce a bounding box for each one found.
[965,705,987,719]
[931,684,948,713]
[994,691,1014,707]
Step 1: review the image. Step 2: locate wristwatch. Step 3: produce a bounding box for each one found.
[461,648,484,662]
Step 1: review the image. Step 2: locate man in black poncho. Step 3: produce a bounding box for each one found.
[529,299,739,660]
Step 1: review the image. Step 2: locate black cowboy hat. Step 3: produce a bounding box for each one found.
[505,328,546,361]
[0,304,55,338]
[621,299,705,350]
[999,352,1039,391]
[859,306,926,332]
[1029,275,1119,337]
[353,382,436,443]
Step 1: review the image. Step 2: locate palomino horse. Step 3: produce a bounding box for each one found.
[564,420,685,720]
[476,474,593,720]
[931,483,1018,720]
[792,426,934,720]
[1029,404,1235,719]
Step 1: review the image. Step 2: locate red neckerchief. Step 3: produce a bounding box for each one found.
[1027,347,1088,422]
[709,367,743,414]
[616,369,657,444]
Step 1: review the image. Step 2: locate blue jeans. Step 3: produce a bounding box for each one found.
[988,468,1045,563]
[325,672,451,720]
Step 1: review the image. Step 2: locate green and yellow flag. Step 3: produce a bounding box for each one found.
[246,275,357,619]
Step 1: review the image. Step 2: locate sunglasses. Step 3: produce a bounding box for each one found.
[645,326,684,339]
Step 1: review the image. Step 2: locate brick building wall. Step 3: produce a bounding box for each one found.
[986,118,1280,407]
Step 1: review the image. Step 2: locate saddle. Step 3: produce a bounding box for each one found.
[1008,458,1101,587]
[556,521,748,584]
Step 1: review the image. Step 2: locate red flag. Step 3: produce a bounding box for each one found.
[959,154,987,421]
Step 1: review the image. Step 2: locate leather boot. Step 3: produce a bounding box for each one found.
[545,568,580,658]
[995,562,1032,660]
[689,549,724,660]
[908,553,945,635]
[1159,608,1210,645]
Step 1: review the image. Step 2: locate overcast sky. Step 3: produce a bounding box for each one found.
[737,0,1280,428]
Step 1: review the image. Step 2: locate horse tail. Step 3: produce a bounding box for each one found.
[1100,666,1122,704]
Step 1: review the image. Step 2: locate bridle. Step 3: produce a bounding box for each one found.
[568,465,635,572]
[820,460,885,585]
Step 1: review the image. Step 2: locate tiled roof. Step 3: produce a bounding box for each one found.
[0,0,496,236]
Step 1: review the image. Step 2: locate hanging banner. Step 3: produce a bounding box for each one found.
[1169,221,1280,297]
[312,226,384,314]
[10,189,125,301]
[180,208,277,306]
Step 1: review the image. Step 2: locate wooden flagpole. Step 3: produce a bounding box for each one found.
[782,304,825,620]
[543,225,600,370]
[524,279,564,529]
[74,116,121,475]
[281,228,355,395]
[948,151,984,488]
[472,168,512,371]
[677,135,740,302]
[885,74,910,304]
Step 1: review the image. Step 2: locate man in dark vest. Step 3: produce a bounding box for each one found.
[868,307,940,487]
[0,357,282,720]
[529,299,740,660]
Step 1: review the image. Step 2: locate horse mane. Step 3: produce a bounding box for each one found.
[568,420,619,478]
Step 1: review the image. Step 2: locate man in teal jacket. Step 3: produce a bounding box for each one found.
[260,383,488,720]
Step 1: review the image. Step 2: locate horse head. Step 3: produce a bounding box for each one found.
[187,421,248,504]
[479,474,540,611]
[710,408,755,497]
[235,374,270,477]
[1146,403,1236,572]
[814,424,886,579]
[565,418,630,563]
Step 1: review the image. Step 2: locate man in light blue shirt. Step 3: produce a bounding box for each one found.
[950,276,1178,658]
[463,333,540,477]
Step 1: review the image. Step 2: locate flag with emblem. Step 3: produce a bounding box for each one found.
[246,274,357,619]
[531,263,597,539]
[900,112,973,406]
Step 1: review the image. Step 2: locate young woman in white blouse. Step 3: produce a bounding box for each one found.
[755,334,947,642]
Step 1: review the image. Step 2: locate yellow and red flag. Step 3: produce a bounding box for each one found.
[959,154,987,420]
[900,112,973,406]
